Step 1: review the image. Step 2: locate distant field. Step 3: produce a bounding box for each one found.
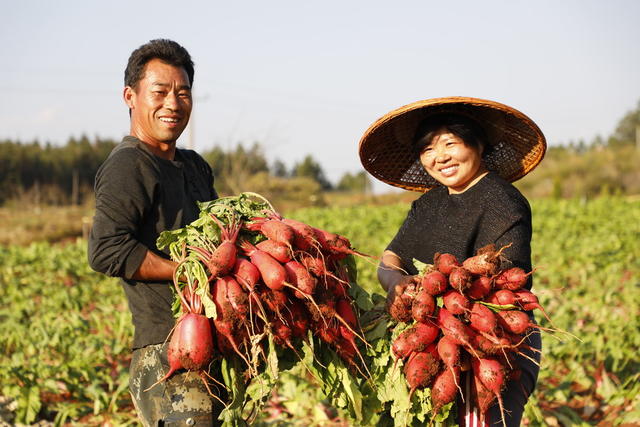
[0,192,417,247]
[0,197,638,425]
[0,204,93,247]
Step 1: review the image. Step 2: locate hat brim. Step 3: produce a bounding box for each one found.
[358,97,547,192]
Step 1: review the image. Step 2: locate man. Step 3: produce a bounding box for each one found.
[88,39,219,426]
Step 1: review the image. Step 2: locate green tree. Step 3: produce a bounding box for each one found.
[609,99,640,147]
[336,171,372,193]
[292,155,332,191]
[202,143,270,195]
[271,159,289,178]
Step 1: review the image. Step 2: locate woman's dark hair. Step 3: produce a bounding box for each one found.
[413,113,490,156]
[124,39,194,89]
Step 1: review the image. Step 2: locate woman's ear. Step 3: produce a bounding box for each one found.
[478,141,485,157]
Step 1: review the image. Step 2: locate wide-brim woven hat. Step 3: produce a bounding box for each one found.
[358,96,547,192]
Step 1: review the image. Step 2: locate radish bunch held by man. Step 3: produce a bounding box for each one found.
[152,192,372,422]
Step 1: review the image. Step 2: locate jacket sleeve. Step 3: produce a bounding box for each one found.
[87,148,153,279]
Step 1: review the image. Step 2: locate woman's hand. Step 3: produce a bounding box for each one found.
[378,250,420,322]
[385,274,419,323]
[378,250,411,293]
[386,274,418,308]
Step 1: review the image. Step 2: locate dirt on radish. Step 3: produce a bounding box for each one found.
[154,192,374,425]
[381,245,557,424]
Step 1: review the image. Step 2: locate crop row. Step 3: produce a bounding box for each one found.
[0,197,638,425]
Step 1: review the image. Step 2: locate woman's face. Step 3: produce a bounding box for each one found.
[419,130,487,194]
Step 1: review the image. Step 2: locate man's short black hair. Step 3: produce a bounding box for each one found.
[124,39,194,89]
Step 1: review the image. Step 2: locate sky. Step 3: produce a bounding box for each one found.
[2,0,639,192]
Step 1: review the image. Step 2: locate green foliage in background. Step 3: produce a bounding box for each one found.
[0,241,137,425]
[0,197,638,425]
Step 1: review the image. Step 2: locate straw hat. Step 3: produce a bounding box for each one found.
[358,97,546,192]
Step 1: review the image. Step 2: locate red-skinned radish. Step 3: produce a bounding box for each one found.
[462,243,510,276]
[495,267,534,291]
[434,252,460,276]
[284,299,310,339]
[392,320,440,360]
[336,299,358,344]
[191,216,241,280]
[462,254,498,276]
[240,241,287,291]
[299,254,328,277]
[448,267,472,293]
[312,227,368,258]
[514,289,555,324]
[258,287,288,314]
[315,321,341,345]
[272,318,294,348]
[469,302,498,334]
[389,298,413,323]
[246,218,295,245]
[211,276,253,365]
[174,313,215,370]
[421,270,449,296]
[495,309,537,335]
[256,239,292,263]
[145,313,215,391]
[436,308,481,359]
[232,257,260,290]
[280,217,318,251]
[471,368,497,423]
[284,260,317,298]
[437,336,461,370]
[403,344,441,398]
[471,357,508,427]
[431,366,461,414]
[215,276,249,318]
[442,290,471,315]
[334,337,358,365]
[411,288,436,323]
[467,276,493,300]
[325,276,349,299]
[488,289,517,306]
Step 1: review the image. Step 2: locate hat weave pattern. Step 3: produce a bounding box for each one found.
[359,97,546,192]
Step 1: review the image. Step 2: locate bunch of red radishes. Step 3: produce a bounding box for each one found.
[387,244,550,426]
[148,206,368,395]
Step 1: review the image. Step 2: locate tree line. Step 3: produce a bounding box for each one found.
[1,99,638,206]
[0,136,371,207]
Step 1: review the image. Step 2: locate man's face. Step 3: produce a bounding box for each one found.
[124,58,192,148]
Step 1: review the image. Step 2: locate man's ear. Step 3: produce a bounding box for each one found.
[123,86,135,109]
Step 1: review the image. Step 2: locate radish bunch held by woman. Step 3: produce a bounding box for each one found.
[387,247,552,426]
[359,97,548,425]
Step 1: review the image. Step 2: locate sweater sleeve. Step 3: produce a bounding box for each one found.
[182,148,218,201]
[386,199,420,273]
[87,148,154,279]
[201,155,218,200]
[487,196,533,289]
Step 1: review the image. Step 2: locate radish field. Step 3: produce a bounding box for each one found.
[1,197,638,426]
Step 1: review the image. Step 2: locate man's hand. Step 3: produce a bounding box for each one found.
[131,250,179,281]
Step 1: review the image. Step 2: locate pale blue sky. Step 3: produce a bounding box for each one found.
[2,0,639,191]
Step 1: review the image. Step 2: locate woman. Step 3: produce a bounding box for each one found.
[358,97,546,426]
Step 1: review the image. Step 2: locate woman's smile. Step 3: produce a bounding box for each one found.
[420,131,487,194]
